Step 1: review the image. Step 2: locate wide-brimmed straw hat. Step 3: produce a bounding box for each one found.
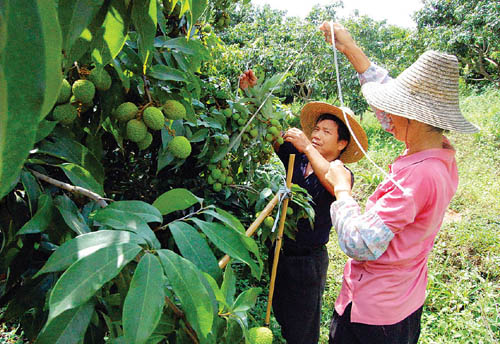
[361,50,479,133]
[300,102,368,163]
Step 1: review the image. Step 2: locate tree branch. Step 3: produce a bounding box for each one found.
[29,169,109,208]
[142,75,153,103]
[165,295,199,344]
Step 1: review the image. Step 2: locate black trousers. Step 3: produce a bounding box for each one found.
[269,242,329,344]
[329,302,423,344]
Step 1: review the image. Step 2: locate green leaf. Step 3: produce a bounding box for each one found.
[93,208,161,249]
[131,0,157,70]
[20,169,42,215]
[154,37,210,59]
[48,243,142,320]
[123,254,165,344]
[53,195,90,235]
[38,134,105,184]
[35,300,94,344]
[36,230,145,277]
[189,128,209,143]
[204,208,245,234]
[221,266,236,307]
[57,0,103,54]
[35,120,58,143]
[157,249,215,341]
[168,221,221,281]
[190,219,262,279]
[60,163,104,196]
[189,0,207,26]
[91,0,129,66]
[145,335,166,344]
[231,288,262,313]
[148,65,187,82]
[0,0,62,199]
[152,188,202,215]
[202,272,227,310]
[105,201,163,223]
[17,194,53,235]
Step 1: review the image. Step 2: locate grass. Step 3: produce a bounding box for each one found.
[319,87,500,343]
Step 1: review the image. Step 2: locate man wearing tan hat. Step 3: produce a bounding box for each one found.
[240,68,368,344]
[319,22,479,344]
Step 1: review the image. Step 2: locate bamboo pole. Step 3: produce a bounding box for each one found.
[218,193,280,269]
[265,154,295,325]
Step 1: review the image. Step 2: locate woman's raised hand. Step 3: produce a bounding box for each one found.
[238,69,257,90]
[319,22,355,54]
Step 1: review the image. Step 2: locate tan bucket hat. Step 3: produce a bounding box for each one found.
[300,102,368,163]
[361,50,479,133]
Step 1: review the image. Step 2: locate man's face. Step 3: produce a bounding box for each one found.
[310,119,348,161]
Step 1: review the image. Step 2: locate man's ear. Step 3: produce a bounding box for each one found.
[337,139,348,151]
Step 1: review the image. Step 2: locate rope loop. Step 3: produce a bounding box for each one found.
[271,179,292,233]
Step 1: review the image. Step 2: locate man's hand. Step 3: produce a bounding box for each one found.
[283,128,311,153]
[239,69,257,90]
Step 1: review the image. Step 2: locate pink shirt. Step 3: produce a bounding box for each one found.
[334,146,458,325]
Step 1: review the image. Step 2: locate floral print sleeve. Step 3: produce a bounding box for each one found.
[358,64,394,133]
[330,196,394,261]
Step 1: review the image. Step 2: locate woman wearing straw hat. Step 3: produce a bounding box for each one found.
[318,22,479,343]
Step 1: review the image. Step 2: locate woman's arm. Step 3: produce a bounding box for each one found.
[330,197,394,261]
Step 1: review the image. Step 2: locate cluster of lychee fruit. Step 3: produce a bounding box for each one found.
[112,99,191,158]
[206,159,234,192]
[51,68,111,125]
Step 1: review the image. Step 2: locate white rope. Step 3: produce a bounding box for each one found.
[329,21,408,194]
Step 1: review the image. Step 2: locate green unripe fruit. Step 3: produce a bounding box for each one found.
[163,100,186,120]
[217,173,226,182]
[203,24,212,33]
[232,113,240,121]
[88,68,112,91]
[212,168,222,180]
[287,207,294,215]
[268,126,279,136]
[225,176,233,185]
[277,137,284,145]
[57,79,72,104]
[213,182,222,192]
[237,118,246,126]
[168,136,191,159]
[221,159,229,168]
[246,327,273,344]
[137,132,153,150]
[53,103,78,125]
[264,216,274,228]
[114,102,138,122]
[223,108,232,118]
[270,119,280,127]
[126,119,148,142]
[250,128,258,138]
[72,79,95,104]
[207,175,215,185]
[265,133,274,142]
[143,106,165,130]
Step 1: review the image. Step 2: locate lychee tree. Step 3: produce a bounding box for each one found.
[0,0,309,343]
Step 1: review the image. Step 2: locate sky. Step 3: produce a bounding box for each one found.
[250,0,424,28]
